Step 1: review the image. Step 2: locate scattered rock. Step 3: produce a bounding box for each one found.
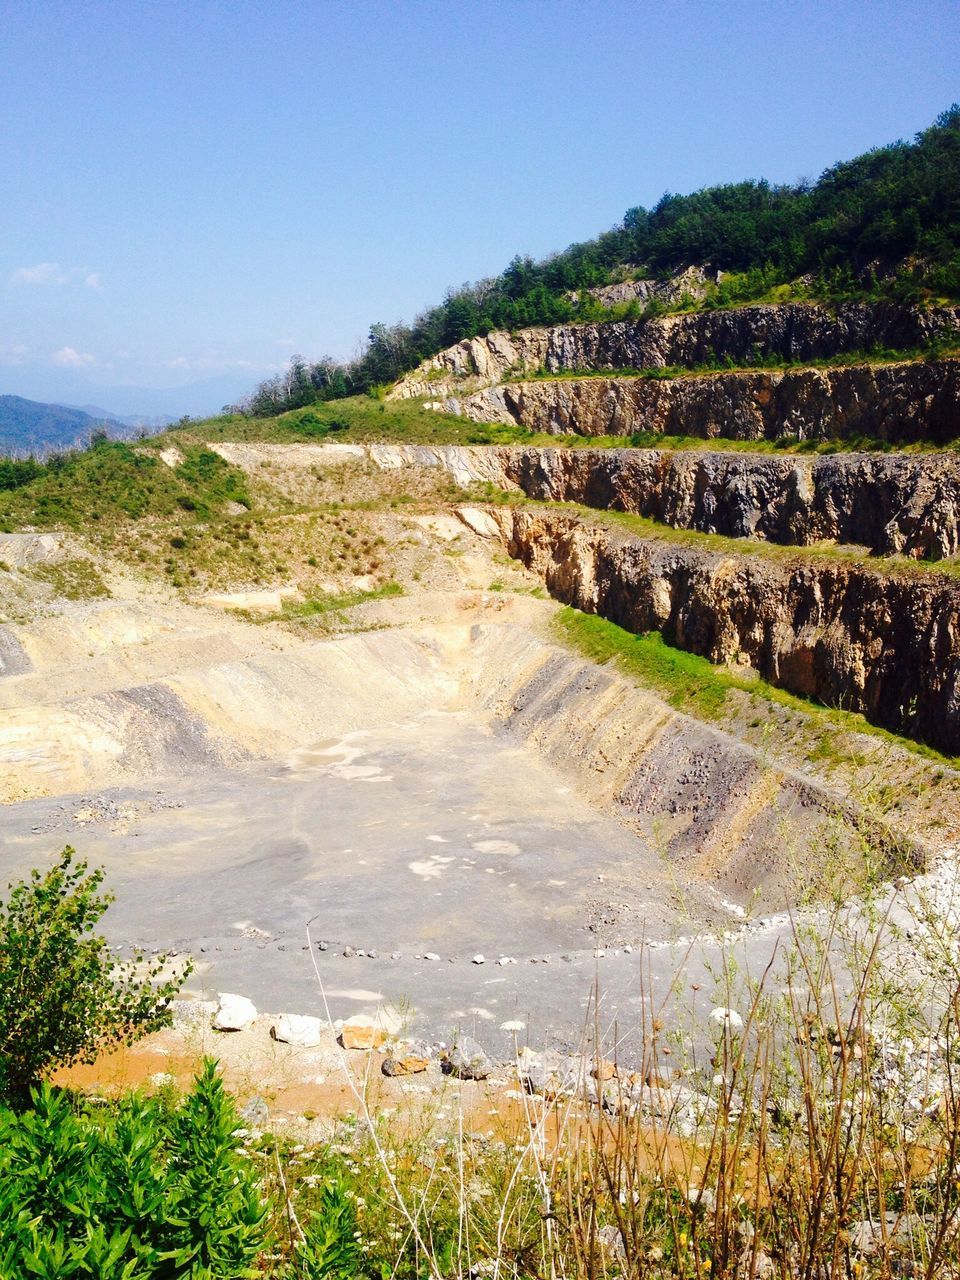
[240,1096,269,1126]
[736,1247,775,1278]
[382,1043,431,1077]
[710,1007,744,1032]
[169,998,218,1030]
[341,1016,387,1050]
[212,993,257,1031]
[517,1047,588,1099]
[597,1224,627,1263]
[445,1036,492,1080]
[271,1013,326,1047]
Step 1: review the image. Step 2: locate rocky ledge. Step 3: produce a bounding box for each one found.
[443,359,960,446]
[390,301,960,400]
[491,445,960,559]
[358,442,960,559]
[484,505,960,753]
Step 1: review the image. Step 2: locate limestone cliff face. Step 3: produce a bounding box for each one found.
[359,443,960,560]
[390,301,960,400]
[492,447,960,560]
[446,359,960,446]
[485,506,960,754]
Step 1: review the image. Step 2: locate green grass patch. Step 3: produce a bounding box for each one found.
[175,397,536,448]
[0,439,251,533]
[553,607,731,719]
[552,605,958,767]
[27,558,111,601]
[279,579,403,618]
[161,397,960,457]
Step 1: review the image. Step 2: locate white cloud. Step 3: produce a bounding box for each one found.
[12,262,69,285]
[159,354,258,373]
[53,345,95,367]
[11,263,102,289]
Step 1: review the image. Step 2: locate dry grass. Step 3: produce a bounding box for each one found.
[233,878,960,1278]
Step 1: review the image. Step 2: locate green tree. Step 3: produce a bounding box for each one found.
[0,848,191,1106]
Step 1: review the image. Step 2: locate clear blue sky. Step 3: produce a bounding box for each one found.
[1,0,958,416]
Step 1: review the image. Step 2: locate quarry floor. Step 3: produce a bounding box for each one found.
[2,707,701,1055]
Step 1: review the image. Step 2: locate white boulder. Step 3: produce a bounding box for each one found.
[270,1013,326,1047]
[213,992,258,1031]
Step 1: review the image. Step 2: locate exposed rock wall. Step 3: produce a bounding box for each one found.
[485,506,960,754]
[391,301,960,399]
[494,447,960,560]
[355,442,960,560]
[568,265,713,310]
[446,359,960,446]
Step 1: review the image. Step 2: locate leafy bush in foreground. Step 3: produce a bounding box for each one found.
[0,1060,266,1278]
[0,848,190,1106]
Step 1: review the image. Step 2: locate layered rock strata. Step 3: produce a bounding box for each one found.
[356,442,960,560]
[466,624,914,901]
[484,506,960,754]
[494,446,960,560]
[391,301,960,399]
[444,359,960,446]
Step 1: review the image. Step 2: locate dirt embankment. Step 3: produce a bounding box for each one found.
[446,359,960,446]
[485,505,960,754]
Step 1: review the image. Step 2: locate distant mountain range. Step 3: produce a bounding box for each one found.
[63,404,174,431]
[0,395,165,457]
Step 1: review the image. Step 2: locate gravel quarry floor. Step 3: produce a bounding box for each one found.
[1,706,703,1058]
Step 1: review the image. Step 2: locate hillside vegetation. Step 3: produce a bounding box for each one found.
[0,397,126,458]
[0,438,250,532]
[241,106,960,415]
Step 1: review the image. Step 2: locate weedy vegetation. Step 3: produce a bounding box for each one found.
[8,861,960,1278]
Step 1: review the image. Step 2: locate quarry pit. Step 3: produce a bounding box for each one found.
[4,299,960,1071]
[3,442,960,1063]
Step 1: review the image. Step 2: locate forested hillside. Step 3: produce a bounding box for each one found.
[241,105,960,416]
[0,395,126,457]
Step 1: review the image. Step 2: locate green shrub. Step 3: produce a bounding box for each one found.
[0,1060,266,1277]
[160,1061,267,1275]
[0,848,190,1106]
